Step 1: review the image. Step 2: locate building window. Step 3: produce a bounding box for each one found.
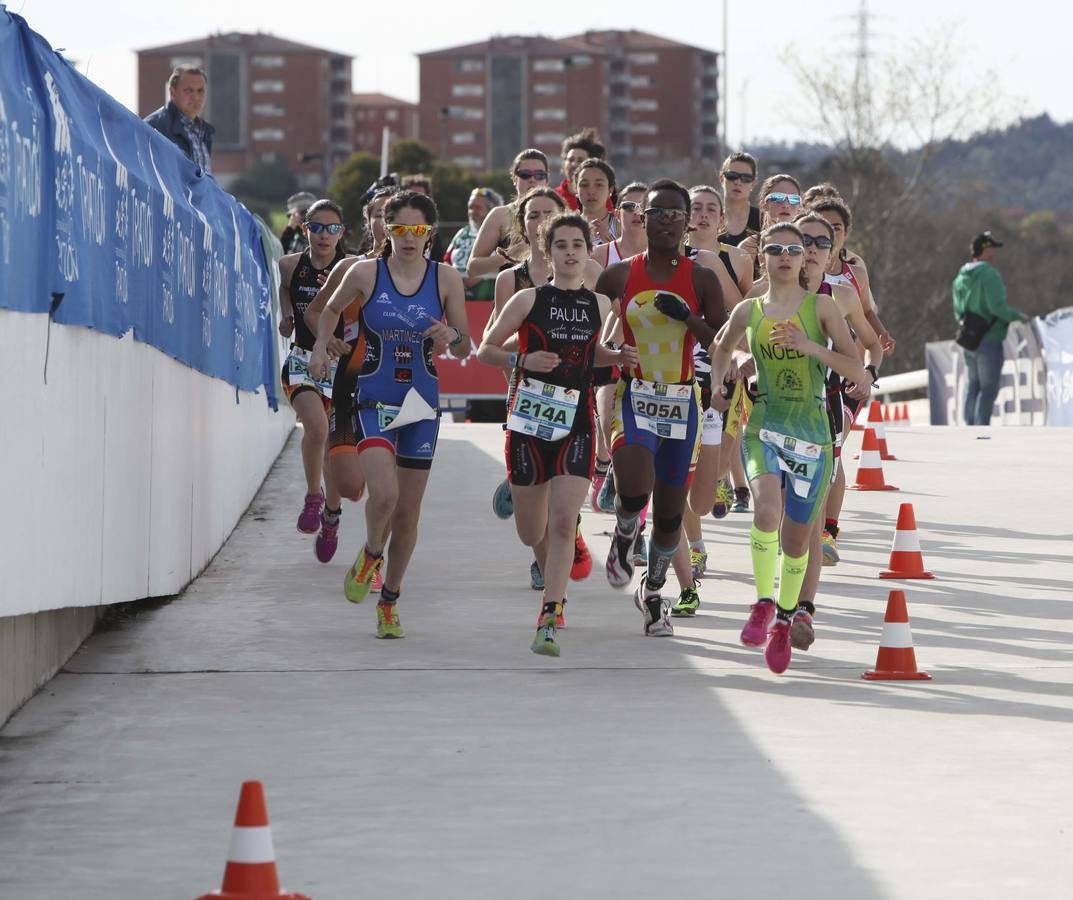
[452,132,478,144]
[386,109,398,121]
[453,155,485,168]
[532,58,565,73]
[252,80,284,93]
[629,75,652,88]
[251,55,284,68]
[632,98,658,112]
[170,55,203,69]
[252,128,284,141]
[628,52,659,66]
[455,58,484,73]
[534,131,565,144]
[452,83,484,97]
[533,108,566,121]
[571,54,592,67]
[252,103,285,116]
[533,82,565,95]
[636,146,659,158]
[449,106,484,120]
[630,122,658,135]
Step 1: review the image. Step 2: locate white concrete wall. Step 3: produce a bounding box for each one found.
[1,310,294,617]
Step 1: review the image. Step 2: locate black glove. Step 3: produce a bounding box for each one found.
[655,291,690,322]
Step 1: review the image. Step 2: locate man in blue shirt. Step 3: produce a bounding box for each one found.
[144,67,214,174]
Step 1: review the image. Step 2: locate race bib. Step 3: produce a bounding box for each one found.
[758,427,823,498]
[288,347,336,397]
[630,378,693,440]
[376,403,401,431]
[506,377,580,441]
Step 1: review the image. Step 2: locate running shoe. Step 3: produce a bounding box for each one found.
[596,469,617,513]
[376,601,405,639]
[740,599,775,647]
[589,473,607,513]
[492,477,514,520]
[790,609,815,651]
[371,567,384,594]
[631,530,648,567]
[314,513,339,563]
[821,532,839,566]
[731,488,751,514]
[570,532,593,581]
[765,619,792,674]
[530,560,544,591]
[535,598,567,629]
[711,478,733,519]
[690,548,708,580]
[344,547,383,604]
[671,584,701,617]
[531,611,560,657]
[605,526,636,590]
[634,582,673,636]
[297,492,324,533]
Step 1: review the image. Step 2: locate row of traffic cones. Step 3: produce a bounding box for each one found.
[852,398,910,431]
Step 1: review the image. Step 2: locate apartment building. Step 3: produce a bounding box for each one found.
[137,32,353,189]
[417,30,719,172]
[353,93,420,156]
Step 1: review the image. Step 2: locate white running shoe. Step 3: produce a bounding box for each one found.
[634,582,673,636]
[605,526,637,590]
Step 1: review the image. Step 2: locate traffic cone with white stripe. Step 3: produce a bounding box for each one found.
[848,428,898,492]
[852,398,877,432]
[862,589,931,680]
[879,502,934,579]
[854,400,896,460]
[196,781,309,900]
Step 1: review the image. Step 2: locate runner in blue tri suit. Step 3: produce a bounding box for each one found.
[311,191,469,639]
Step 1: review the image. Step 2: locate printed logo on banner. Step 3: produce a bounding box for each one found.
[44,72,78,283]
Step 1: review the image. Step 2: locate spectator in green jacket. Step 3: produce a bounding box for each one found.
[952,231,1026,425]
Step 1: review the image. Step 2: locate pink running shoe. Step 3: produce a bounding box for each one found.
[589,475,606,513]
[315,514,339,563]
[297,492,324,533]
[371,567,384,594]
[765,619,793,674]
[740,599,775,647]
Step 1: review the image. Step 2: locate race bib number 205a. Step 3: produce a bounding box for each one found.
[630,378,692,439]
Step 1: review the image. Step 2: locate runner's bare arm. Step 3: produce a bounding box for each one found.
[429,264,471,360]
[593,260,631,304]
[709,300,752,384]
[277,254,299,337]
[594,293,637,368]
[303,257,359,335]
[466,206,512,278]
[477,289,538,369]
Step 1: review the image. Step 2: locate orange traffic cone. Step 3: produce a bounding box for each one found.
[852,398,878,432]
[196,781,309,900]
[849,428,898,491]
[900,402,910,422]
[863,590,931,680]
[883,403,892,421]
[879,502,934,579]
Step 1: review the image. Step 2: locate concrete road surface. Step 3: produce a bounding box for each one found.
[1,423,1071,899]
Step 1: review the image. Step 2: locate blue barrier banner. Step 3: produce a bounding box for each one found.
[0,10,278,406]
[1034,308,1073,426]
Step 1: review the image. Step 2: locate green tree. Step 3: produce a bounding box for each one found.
[327,152,381,229]
[389,139,436,177]
[230,157,297,220]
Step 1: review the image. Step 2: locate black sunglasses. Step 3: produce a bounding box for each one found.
[722,171,755,184]
[515,169,548,181]
[801,234,833,249]
[306,222,344,235]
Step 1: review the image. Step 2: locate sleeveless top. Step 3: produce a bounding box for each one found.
[620,253,699,384]
[518,284,602,419]
[822,260,862,298]
[745,292,830,446]
[356,258,442,408]
[606,239,625,267]
[288,249,346,350]
[721,206,763,246]
[684,243,737,281]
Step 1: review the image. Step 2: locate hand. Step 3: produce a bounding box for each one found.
[846,380,871,402]
[521,350,560,373]
[617,344,639,369]
[591,217,613,243]
[316,271,329,287]
[739,234,759,259]
[309,345,331,381]
[736,357,756,379]
[325,336,351,358]
[655,292,691,322]
[423,320,457,346]
[709,385,732,413]
[879,329,896,355]
[278,315,294,338]
[726,357,741,381]
[770,320,814,355]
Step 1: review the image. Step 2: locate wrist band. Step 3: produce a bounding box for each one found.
[508,351,519,367]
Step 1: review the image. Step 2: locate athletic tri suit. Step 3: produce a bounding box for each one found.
[605,239,625,267]
[351,258,443,469]
[742,293,834,524]
[282,249,348,409]
[822,259,862,298]
[328,272,368,456]
[721,205,762,247]
[505,284,601,486]
[611,253,703,487]
[819,269,868,444]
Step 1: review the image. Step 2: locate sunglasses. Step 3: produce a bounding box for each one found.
[722,171,755,184]
[762,243,805,256]
[618,200,642,212]
[387,223,433,238]
[515,169,549,181]
[643,207,689,223]
[766,192,802,206]
[800,234,833,249]
[306,222,344,235]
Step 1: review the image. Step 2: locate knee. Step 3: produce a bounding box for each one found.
[654,513,682,535]
[302,414,328,444]
[547,511,577,544]
[618,493,648,514]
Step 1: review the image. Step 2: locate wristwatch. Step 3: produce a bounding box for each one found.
[865,364,879,386]
[449,326,464,347]
[508,351,519,367]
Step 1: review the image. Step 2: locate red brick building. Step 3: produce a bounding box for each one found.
[418,30,719,173]
[137,32,353,189]
[353,93,420,156]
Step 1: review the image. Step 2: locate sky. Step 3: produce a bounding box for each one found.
[12,0,1072,148]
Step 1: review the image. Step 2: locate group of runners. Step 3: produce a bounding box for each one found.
[275,130,895,674]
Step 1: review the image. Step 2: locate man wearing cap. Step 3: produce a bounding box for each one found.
[952,231,1026,425]
[280,192,317,254]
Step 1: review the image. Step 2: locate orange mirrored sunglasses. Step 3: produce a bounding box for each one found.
[387,223,433,238]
